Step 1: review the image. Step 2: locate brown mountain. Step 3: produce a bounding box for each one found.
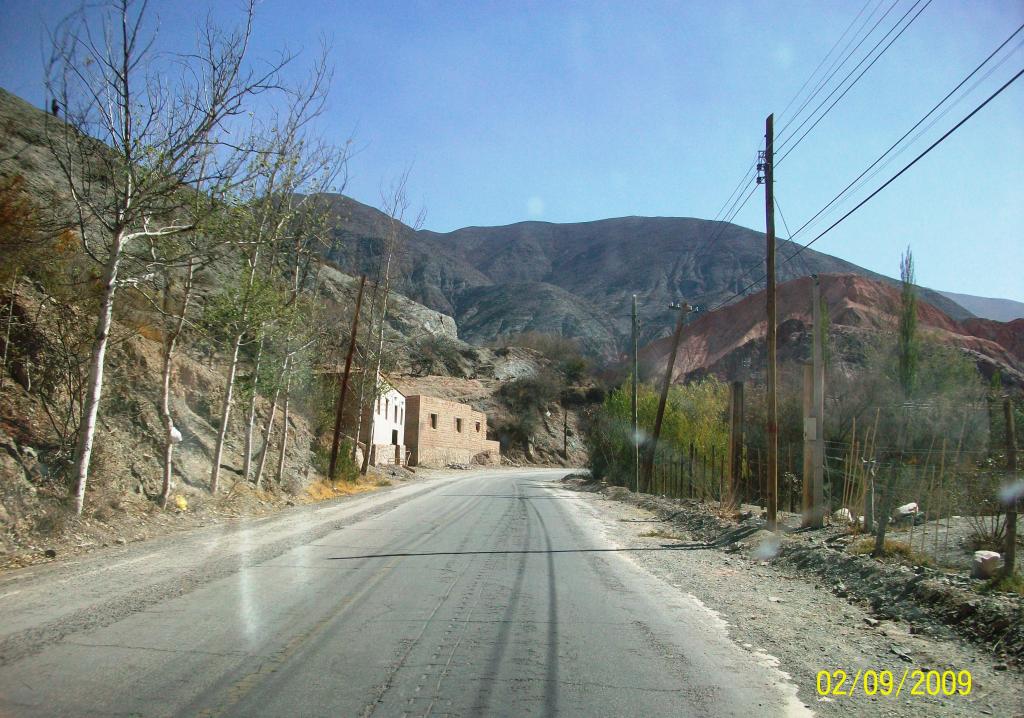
[320,195,975,360]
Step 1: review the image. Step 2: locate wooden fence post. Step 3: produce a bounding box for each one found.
[1004,397,1018,579]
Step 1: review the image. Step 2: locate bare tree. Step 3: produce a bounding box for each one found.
[207,58,338,493]
[157,254,194,507]
[252,185,343,489]
[45,0,288,514]
[357,170,423,474]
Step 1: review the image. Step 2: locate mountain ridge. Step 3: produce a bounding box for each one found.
[320,192,984,359]
[939,290,1024,322]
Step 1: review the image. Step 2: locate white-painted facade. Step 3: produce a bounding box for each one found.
[371,382,406,447]
[362,375,406,466]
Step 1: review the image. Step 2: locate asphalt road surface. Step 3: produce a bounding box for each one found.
[0,469,807,717]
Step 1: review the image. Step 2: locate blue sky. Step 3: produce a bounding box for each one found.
[1,0,1022,301]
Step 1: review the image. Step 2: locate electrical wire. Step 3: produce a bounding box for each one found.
[780,65,1024,271]
[777,0,895,140]
[788,29,1024,242]
[683,0,926,296]
[706,64,1024,312]
[685,1,886,284]
[776,0,934,162]
[775,0,879,133]
[774,195,813,278]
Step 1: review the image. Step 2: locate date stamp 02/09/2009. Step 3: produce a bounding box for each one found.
[815,669,973,699]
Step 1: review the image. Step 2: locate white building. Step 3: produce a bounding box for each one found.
[363,376,406,466]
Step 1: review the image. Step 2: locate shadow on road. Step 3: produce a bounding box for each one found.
[327,525,766,562]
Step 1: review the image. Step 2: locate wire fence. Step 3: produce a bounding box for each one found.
[647,433,1020,530]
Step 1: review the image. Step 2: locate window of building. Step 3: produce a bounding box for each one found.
[430,413,438,429]
[385,398,389,416]
[475,421,481,432]
[394,405,398,422]
[456,417,463,432]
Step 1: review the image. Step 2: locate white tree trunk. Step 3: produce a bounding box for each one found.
[360,258,393,476]
[72,231,124,515]
[209,335,242,495]
[160,259,194,508]
[1,273,17,392]
[242,338,265,482]
[252,389,280,490]
[253,354,288,489]
[275,371,292,485]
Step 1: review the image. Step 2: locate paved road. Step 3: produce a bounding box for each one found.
[0,469,805,717]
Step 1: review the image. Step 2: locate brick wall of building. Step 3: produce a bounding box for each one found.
[405,395,500,467]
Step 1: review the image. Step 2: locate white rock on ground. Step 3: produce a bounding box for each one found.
[893,502,918,519]
[971,550,1002,579]
[832,507,855,525]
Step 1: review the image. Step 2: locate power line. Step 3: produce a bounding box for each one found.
[776,0,934,162]
[783,65,1024,269]
[790,31,1024,242]
[685,1,885,291]
[689,180,760,275]
[708,64,1024,312]
[689,0,908,294]
[683,1,923,301]
[784,23,1024,246]
[777,0,896,140]
[709,159,757,225]
[683,160,759,286]
[775,195,812,278]
[776,0,878,133]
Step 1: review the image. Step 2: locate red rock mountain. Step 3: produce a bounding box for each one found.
[640,274,1024,386]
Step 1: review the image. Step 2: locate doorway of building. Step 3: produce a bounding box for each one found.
[392,429,399,445]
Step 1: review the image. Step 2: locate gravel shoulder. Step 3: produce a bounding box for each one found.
[563,478,1024,718]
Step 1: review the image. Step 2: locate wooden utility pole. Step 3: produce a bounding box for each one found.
[1004,397,1018,579]
[810,275,825,527]
[728,381,744,510]
[328,275,366,480]
[801,363,814,525]
[642,302,691,492]
[632,294,640,492]
[763,113,779,530]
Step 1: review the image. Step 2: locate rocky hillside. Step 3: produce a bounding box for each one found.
[639,273,1024,387]
[320,194,976,360]
[452,282,619,359]
[0,86,592,562]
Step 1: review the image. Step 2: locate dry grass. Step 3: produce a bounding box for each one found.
[979,574,1024,597]
[135,323,164,343]
[303,478,377,503]
[849,537,934,567]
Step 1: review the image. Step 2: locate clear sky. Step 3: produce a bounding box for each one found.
[1,0,1022,301]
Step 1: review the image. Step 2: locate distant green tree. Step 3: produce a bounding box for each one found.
[898,247,919,399]
[584,378,729,492]
[877,246,920,556]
